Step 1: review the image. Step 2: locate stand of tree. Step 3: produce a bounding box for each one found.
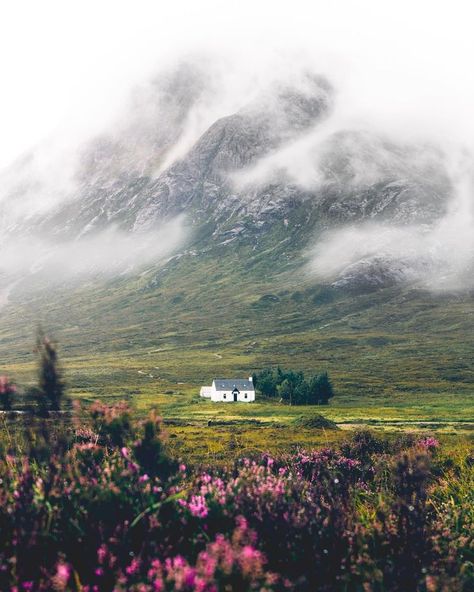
[252,367,334,406]
[0,328,65,414]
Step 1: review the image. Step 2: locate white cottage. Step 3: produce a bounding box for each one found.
[200,377,255,402]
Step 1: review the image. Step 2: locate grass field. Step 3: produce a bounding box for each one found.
[2,342,472,463]
[1,239,473,463]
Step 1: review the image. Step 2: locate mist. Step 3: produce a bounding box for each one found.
[0,217,186,308]
[308,147,474,291]
[1,1,474,292]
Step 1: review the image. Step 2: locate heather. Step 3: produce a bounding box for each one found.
[0,406,470,592]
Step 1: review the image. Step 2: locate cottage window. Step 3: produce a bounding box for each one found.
[244,393,248,399]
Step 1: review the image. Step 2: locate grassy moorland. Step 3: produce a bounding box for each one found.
[0,252,472,589]
[0,239,473,464]
[2,346,473,464]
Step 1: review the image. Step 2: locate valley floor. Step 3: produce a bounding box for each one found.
[1,268,473,464]
[3,349,473,464]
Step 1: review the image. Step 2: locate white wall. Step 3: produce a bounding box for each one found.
[210,390,255,402]
[200,386,213,398]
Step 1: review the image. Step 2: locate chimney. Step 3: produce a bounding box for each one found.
[249,376,253,382]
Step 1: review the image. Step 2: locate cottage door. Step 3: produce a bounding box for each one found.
[232,388,239,402]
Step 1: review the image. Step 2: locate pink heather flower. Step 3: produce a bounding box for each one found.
[418,436,440,450]
[188,495,208,518]
[120,447,130,459]
[54,562,71,589]
[21,583,34,591]
[184,567,197,587]
[179,464,187,472]
[236,516,248,531]
[57,563,71,579]
[139,473,150,483]
[172,555,187,569]
[97,545,107,563]
[125,558,140,576]
[202,554,218,580]
[241,545,258,559]
[194,579,208,592]
[95,568,104,577]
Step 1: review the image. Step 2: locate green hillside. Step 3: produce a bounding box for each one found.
[1,227,473,437]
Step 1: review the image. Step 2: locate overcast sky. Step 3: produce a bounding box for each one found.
[0,0,473,170]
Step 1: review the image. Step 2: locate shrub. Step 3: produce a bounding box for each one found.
[0,375,16,411]
[293,414,339,430]
[35,328,65,412]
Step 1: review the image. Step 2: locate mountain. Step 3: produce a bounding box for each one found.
[0,65,451,244]
[0,62,473,398]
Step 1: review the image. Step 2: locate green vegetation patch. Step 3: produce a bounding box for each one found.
[293,414,339,430]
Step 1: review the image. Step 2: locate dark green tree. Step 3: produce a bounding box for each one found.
[253,368,279,397]
[280,369,304,388]
[309,371,334,405]
[294,379,310,405]
[36,328,65,412]
[254,367,333,406]
[277,378,295,405]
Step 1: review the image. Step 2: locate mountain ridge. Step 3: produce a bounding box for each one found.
[0,64,473,400]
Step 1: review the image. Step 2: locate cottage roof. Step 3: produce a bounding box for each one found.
[212,378,254,391]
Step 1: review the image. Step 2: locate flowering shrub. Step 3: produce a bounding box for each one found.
[0,405,470,591]
[111,517,281,591]
[0,375,16,411]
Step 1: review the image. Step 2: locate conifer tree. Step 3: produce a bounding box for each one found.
[312,371,334,405]
[36,328,65,412]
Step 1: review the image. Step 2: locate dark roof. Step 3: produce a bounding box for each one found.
[213,378,254,391]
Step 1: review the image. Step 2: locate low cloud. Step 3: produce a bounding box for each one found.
[0,216,186,289]
[1,8,474,296]
[309,159,474,291]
